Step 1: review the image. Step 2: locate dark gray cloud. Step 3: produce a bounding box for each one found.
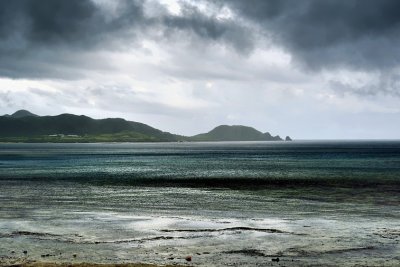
[220,0,400,71]
[161,2,253,53]
[1,0,400,86]
[0,0,146,48]
[0,0,150,78]
[0,0,249,79]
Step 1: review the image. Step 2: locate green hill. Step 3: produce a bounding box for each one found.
[191,125,283,141]
[0,111,291,142]
[3,109,39,118]
[0,112,184,142]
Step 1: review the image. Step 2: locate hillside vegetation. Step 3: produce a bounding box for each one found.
[0,110,291,142]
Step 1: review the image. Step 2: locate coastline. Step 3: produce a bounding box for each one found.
[2,262,184,267]
[1,142,399,267]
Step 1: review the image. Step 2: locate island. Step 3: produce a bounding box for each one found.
[0,110,292,143]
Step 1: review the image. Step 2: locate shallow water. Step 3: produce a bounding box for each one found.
[0,141,399,266]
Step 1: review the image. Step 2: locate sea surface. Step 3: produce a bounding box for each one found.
[0,141,399,266]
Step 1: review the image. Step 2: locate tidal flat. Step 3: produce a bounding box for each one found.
[0,142,399,266]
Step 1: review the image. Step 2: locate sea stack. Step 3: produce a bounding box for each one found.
[285,136,292,141]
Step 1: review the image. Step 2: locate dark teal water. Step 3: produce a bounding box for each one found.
[1,141,400,185]
[0,141,399,266]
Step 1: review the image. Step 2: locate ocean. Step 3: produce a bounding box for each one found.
[0,141,399,266]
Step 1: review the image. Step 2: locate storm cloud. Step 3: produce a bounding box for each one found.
[219,0,400,71]
[1,0,400,138]
[0,0,149,78]
[0,0,148,48]
[0,0,249,79]
[2,0,400,77]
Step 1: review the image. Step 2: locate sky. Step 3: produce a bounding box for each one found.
[1,0,400,139]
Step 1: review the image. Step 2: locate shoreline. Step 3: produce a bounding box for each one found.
[3,262,184,267]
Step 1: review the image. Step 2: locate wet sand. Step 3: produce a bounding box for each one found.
[1,142,399,266]
[4,262,182,267]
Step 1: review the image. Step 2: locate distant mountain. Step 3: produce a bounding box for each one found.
[191,125,284,141]
[0,110,291,142]
[3,109,38,118]
[0,111,183,142]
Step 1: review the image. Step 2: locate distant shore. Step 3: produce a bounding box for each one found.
[2,261,184,267]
